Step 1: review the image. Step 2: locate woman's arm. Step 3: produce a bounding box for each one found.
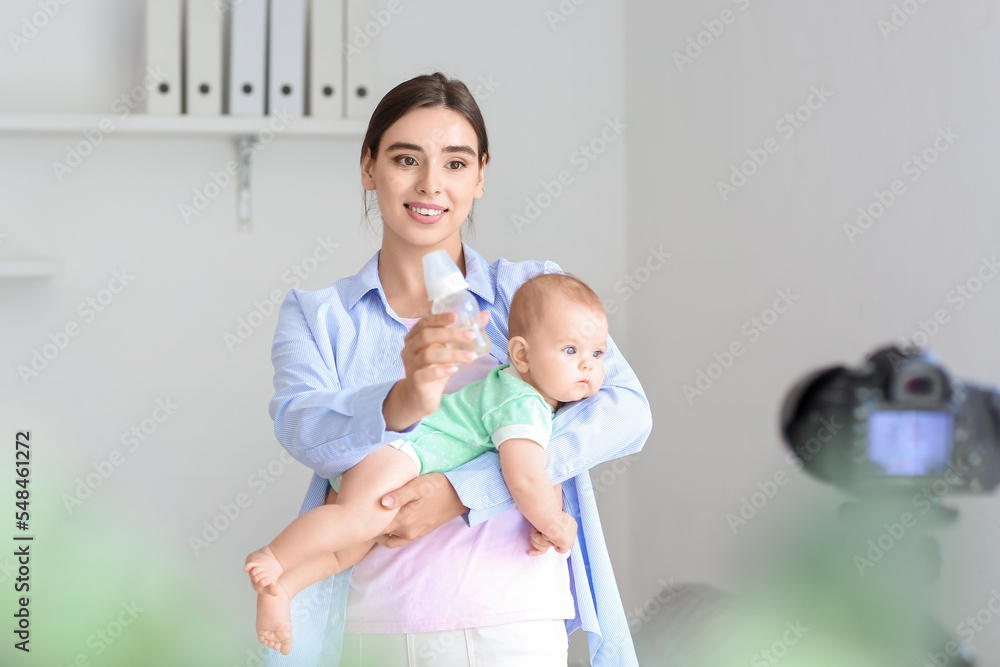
[270,291,400,478]
[445,331,652,526]
[269,290,475,480]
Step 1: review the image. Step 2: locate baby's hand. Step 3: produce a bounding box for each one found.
[528,512,577,556]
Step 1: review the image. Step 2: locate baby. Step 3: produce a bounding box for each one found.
[244,272,609,655]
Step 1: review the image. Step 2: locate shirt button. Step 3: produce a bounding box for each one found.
[340,444,347,452]
[481,494,489,504]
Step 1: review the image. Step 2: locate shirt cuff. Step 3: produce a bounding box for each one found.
[443,451,514,527]
[351,379,422,447]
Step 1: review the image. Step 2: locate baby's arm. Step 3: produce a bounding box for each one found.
[498,438,577,554]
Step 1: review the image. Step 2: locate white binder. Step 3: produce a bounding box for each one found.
[309,0,344,118]
[186,0,224,116]
[345,0,379,119]
[229,0,269,116]
[268,0,308,116]
[145,0,183,115]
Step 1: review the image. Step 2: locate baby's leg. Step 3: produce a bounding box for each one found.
[246,446,418,654]
[247,445,417,583]
[244,491,373,596]
[274,539,378,598]
[248,487,382,597]
[253,538,377,657]
[272,445,417,565]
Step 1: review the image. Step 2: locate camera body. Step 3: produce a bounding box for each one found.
[780,345,1000,497]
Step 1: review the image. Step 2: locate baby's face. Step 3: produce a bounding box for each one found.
[523,301,608,407]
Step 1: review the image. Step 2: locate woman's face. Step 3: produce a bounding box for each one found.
[362,106,485,253]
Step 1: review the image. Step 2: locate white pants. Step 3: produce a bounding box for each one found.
[340,619,569,667]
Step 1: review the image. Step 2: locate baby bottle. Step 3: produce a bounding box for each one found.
[422,249,490,357]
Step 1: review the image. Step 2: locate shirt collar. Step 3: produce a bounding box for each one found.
[346,242,496,310]
[460,242,496,306]
[346,249,382,310]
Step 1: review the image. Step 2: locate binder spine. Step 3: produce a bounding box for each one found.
[309,0,345,118]
[228,0,269,116]
[146,0,184,115]
[268,0,308,116]
[344,0,379,119]
[186,0,224,116]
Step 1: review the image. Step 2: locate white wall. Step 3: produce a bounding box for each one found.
[624,0,1000,660]
[9,0,995,662]
[0,0,628,663]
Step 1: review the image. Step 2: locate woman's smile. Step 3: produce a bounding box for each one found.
[404,202,448,224]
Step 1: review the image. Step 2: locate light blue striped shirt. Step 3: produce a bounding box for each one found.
[262,243,652,666]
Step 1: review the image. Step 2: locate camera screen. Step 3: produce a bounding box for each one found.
[867,410,953,476]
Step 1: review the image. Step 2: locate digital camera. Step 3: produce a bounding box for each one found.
[779,345,1000,497]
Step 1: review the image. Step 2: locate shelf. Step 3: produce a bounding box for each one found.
[0,112,369,231]
[0,259,64,278]
[0,114,367,138]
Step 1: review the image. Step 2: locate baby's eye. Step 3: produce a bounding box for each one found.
[563,346,577,355]
[592,350,604,358]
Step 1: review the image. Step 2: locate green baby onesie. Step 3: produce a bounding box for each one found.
[403,364,555,474]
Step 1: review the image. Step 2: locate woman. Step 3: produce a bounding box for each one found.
[264,72,651,666]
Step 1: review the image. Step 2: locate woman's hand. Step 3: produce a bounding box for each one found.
[323,473,467,549]
[383,311,490,432]
[375,473,468,548]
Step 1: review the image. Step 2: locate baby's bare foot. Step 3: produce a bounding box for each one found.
[244,546,284,596]
[255,586,293,656]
